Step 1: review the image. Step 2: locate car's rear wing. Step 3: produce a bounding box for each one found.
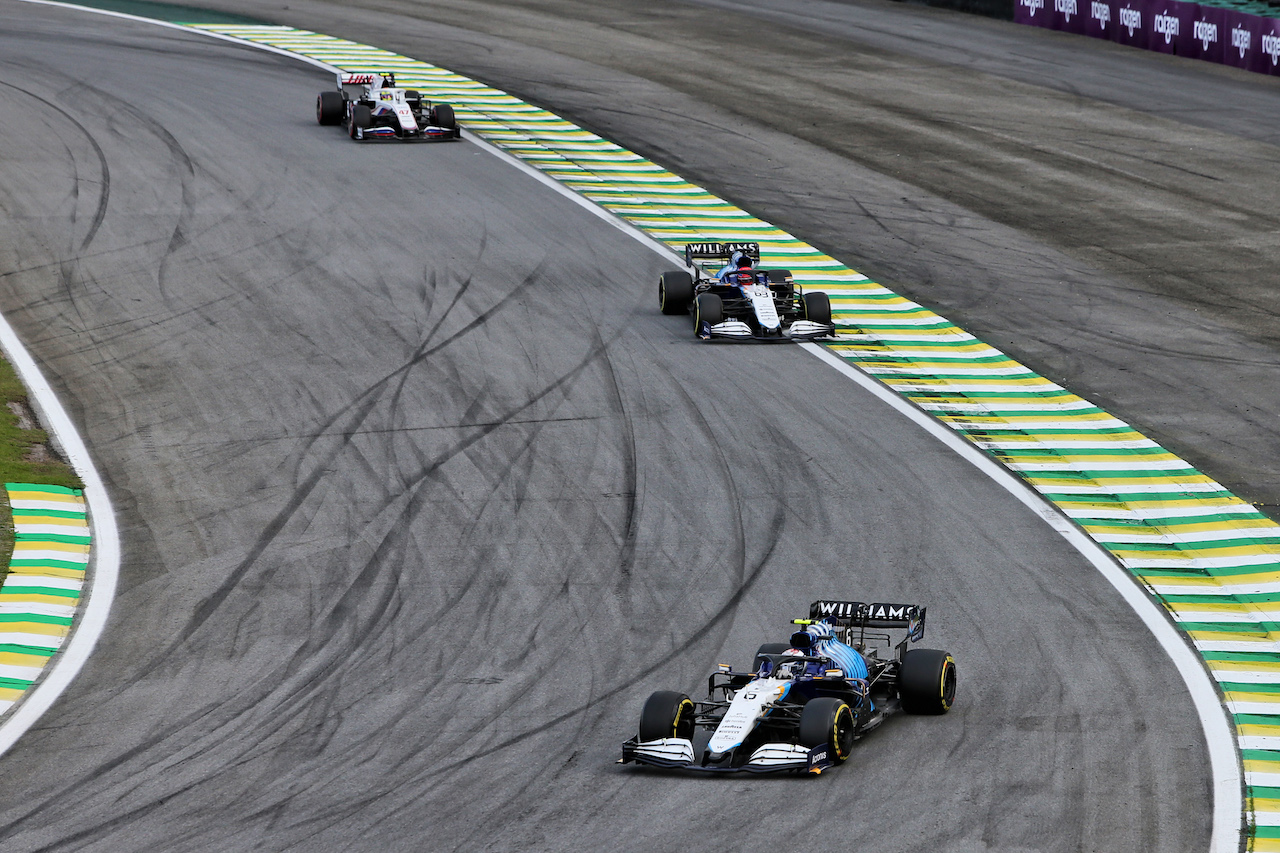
[337,71,395,98]
[806,599,926,642]
[683,241,760,268]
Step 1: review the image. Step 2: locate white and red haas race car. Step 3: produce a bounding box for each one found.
[316,72,461,142]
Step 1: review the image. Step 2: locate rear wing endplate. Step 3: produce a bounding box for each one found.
[808,599,926,640]
[683,241,760,267]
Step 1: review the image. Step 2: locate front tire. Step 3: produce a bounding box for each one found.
[802,291,832,325]
[431,103,457,128]
[899,649,957,714]
[798,696,855,763]
[349,104,372,139]
[659,270,694,315]
[317,90,344,126]
[638,690,695,741]
[693,293,723,335]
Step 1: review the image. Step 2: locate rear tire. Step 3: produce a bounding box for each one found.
[431,103,457,128]
[798,696,855,763]
[659,270,694,315]
[316,90,344,126]
[638,691,695,741]
[802,291,832,325]
[693,293,723,335]
[899,649,957,714]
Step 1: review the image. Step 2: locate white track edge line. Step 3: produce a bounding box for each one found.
[0,300,119,758]
[0,0,343,759]
[9,5,1245,849]
[457,51,1245,853]
[800,344,1242,852]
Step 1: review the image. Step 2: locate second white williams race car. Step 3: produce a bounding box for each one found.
[657,242,836,341]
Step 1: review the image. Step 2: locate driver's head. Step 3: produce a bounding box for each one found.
[788,629,814,651]
[777,658,805,679]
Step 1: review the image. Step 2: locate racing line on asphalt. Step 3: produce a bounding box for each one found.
[5,3,1260,850]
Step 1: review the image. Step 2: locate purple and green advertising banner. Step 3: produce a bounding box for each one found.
[1016,0,1280,74]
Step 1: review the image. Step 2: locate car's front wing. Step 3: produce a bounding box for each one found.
[700,318,837,342]
[353,125,463,142]
[619,737,833,774]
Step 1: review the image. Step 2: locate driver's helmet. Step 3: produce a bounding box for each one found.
[776,658,806,679]
[731,250,754,269]
[787,630,813,651]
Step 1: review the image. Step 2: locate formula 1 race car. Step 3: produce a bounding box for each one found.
[620,600,956,774]
[316,72,461,142]
[657,242,836,341]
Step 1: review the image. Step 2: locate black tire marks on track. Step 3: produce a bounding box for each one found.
[0,4,1216,852]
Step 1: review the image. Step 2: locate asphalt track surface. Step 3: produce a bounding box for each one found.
[0,1,1232,851]
[191,0,1280,513]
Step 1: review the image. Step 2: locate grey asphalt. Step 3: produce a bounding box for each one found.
[0,2,1215,852]
[199,0,1280,511]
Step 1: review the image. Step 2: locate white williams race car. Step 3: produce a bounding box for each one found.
[658,242,836,341]
[316,72,461,142]
[620,600,957,774]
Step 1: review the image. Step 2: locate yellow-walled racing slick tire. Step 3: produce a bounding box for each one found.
[899,648,957,714]
[798,696,856,763]
[639,690,695,741]
[693,292,723,334]
[659,270,694,315]
[802,291,831,325]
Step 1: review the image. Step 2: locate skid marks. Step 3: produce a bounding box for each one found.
[64,78,201,311]
[155,256,534,651]
[0,78,110,255]
[0,78,110,336]
[0,297,574,843]
[243,343,797,845]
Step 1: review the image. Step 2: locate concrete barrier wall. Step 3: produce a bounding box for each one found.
[1016,0,1280,73]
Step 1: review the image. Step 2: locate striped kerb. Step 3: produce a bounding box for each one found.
[0,484,88,716]
[180,23,1266,846]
